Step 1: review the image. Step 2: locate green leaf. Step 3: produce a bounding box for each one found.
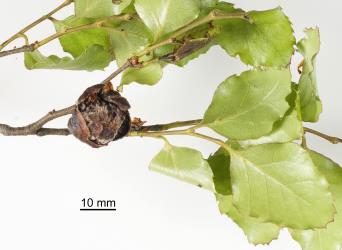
[214,7,295,67]
[230,143,335,229]
[200,0,218,8]
[110,20,164,86]
[121,62,163,85]
[118,2,136,14]
[208,146,281,245]
[298,28,322,122]
[217,194,281,245]
[291,151,342,250]
[154,44,178,58]
[24,45,111,71]
[237,84,303,147]
[199,0,219,16]
[149,142,214,191]
[75,0,113,18]
[53,16,112,58]
[203,69,292,140]
[113,0,132,15]
[207,147,231,195]
[110,19,152,66]
[134,0,201,39]
[237,108,302,147]
[215,2,238,13]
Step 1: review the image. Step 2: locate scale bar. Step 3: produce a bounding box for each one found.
[80,208,116,211]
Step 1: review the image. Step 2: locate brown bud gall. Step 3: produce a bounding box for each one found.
[68,82,131,148]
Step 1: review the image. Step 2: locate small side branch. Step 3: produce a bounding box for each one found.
[0,0,74,51]
[304,127,342,144]
[138,119,202,132]
[0,105,75,136]
[138,11,249,58]
[0,44,36,58]
[0,14,132,58]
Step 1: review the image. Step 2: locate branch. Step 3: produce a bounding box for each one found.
[0,44,37,58]
[0,105,75,136]
[36,128,71,136]
[138,11,249,57]
[111,11,249,91]
[0,108,201,138]
[0,0,74,51]
[1,109,342,149]
[0,10,251,142]
[0,14,132,58]
[304,127,342,144]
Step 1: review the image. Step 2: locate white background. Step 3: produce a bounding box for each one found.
[0,1,341,250]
